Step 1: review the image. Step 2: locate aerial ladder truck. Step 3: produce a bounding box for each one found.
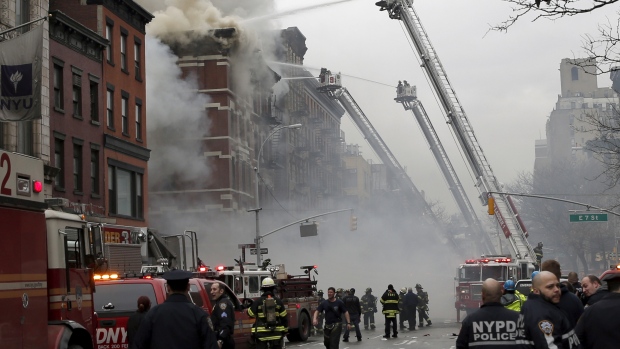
[377,0,536,273]
[395,84,496,255]
[317,68,459,251]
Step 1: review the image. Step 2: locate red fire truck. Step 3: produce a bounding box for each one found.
[454,255,534,321]
[0,151,96,348]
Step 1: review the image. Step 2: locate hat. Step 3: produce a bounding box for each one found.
[503,280,516,291]
[400,287,407,293]
[415,283,422,289]
[601,272,620,282]
[162,269,193,281]
[388,284,394,290]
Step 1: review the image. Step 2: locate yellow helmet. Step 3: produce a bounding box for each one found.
[262,277,276,288]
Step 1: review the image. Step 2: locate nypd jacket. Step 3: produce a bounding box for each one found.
[380,290,400,317]
[575,292,620,349]
[515,293,580,349]
[456,302,519,349]
[211,294,235,340]
[557,284,583,329]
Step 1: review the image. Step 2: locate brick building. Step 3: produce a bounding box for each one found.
[50,0,153,226]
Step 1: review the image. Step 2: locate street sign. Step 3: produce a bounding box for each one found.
[238,244,256,248]
[569,213,608,223]
[250,248,268,255]
[300,223,318,237]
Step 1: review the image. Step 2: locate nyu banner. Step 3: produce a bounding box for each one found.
[0,24,43,121]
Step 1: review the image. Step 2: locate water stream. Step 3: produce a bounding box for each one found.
[242,0,357,23]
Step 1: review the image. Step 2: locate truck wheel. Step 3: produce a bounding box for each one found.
[287,312,310,342]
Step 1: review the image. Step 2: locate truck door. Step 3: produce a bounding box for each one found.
[61,226,95,329]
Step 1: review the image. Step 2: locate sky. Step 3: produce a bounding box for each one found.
[134,0,619,320]
[270,0,615,215]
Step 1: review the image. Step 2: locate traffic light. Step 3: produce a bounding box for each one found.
[350,215,357,231]
[487,197,495,215]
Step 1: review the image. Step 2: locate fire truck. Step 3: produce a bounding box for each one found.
[454,256,534,321]
[205,264,319,342]
[0,151,96,348]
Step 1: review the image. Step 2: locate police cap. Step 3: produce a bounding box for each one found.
[162,269,193,281]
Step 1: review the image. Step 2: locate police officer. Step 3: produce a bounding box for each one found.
[398,287,407,331]
[415,284,432,327]
[361,287,377,330]
[456,278,519,349]
[248,278,288,349]
[516,271,580,349]
[210,282,236,349]
[315,290,325,333]
[500,280,526,312]
[342,288,362,342]
[380,284,400,339]
[133,269,218,349]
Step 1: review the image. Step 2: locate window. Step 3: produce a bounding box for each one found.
[54,138,65,188]
[571,67,579,81]
[73,143,82,192]
[134,40,141,79]
[72,73,82,117]
[91,148,99,194]
[106,88,114,128]
[108,162,144,219]
[17,121,33,155]
[135,99,142,140]
[54,65,63,110]
[64,227,85,269]
[15,0,30,33]
[90,79,99,122]
[106,22,113,63]
[120,33,128,71]
[121,94,128,134]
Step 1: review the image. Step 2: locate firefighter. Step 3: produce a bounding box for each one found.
[210,282,236,349]
[533,242,544,267]
[342,288,362,342]
[415,284,432,327]
[398,287,407,331]
[248,278,288,349]
[361,287,377,330]
[397,80,403,95]
[336,288,344,300]
[380,284,400,339]
[500,280,526,312]
[315,290,325,334]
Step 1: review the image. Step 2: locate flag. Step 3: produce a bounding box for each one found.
[0,24,43,121]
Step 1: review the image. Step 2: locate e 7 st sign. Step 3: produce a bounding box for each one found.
[569,213,608,223]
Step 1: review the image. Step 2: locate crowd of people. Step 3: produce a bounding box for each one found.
[456,259,620,349]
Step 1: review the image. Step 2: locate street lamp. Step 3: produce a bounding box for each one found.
[253,123,302,266]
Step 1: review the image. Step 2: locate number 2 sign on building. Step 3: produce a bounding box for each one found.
[569,213,608,223]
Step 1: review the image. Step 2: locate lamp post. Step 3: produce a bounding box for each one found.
[253,123,302,267]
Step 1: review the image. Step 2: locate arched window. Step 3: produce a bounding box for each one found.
[571,67,579,81]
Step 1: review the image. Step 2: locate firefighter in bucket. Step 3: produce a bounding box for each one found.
[248,278,289,349]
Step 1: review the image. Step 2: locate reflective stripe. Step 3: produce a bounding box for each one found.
[279,311,287,316]
[252,327,287,333]
[256,336,284,341]
[562,330,575,339]
[248,309,255,317]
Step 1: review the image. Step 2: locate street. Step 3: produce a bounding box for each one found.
[291,321,461,349]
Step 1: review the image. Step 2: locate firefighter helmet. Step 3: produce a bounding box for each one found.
[350,288,355,294]
[262,277,276,288]
[318,289,324,295]
[366,287,372,293]
[415,283,423,289]
[400,287,407,293]
[337,288,343,293]
[504,280,516,291]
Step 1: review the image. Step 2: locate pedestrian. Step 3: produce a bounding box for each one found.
[210,282,236,349]
[398,287,407,331]
[315,290,325,333]
[456,278,519,349]
[414,284,432,327]
[360,287,377,330]
[574,273,620,349]
[403,287,418,330]
[126,296,151,349]
[541,259,583,328]
[515,271,580,349]
[380,284,400,339]
[132,269,218,349]
[581,274,608,306]
[248,278,288,349]
[313,287,351,349]
[342,288,362,342]
[500,280,526,312]
[567,272,583,299]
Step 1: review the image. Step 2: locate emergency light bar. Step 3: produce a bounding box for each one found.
[465,257,512,264]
